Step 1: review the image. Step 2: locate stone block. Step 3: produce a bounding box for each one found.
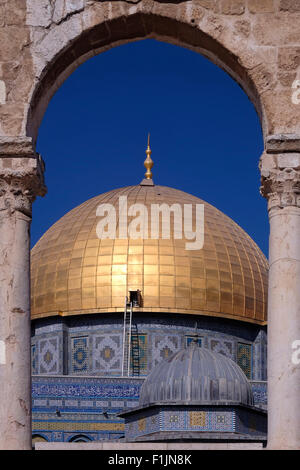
[278,47,300,71]
[266,134,300,153]
[277,153,300,169]
[5,0,27,25]
[248,0,274,13]
[26,0,52,27]
[280,0,300,12]
[0,80,5,104]
[195,0,216,9]
[0,27,30,62]
[220,0,245,15]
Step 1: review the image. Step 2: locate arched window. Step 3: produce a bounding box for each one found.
[32,434,48,444]
[69,435,92,443]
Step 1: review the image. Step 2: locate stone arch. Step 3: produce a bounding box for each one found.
[2,0,300,451]
[24,2,277,146]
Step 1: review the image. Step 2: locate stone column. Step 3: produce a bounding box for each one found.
[0,139,46,450]
[260,135,300,450]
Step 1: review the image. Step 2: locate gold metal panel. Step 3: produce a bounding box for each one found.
[112,285,126,296]
[144,254,158,264]
[144,265,159,274]
[82,267,96,277]
[128,255,143,264]
[128,245,143,254]
[31,184,268,324]
[68,278,81,289]
[128,264,143,274]
[176,287,190,298]
[160,265,175,275]
[176,277,190,287]
[144,286,159,296]
[160,296,175,308]
[112,255,127,264]
[83,256,96,267]
[128,274,143,285]
[111,275,126,285]
[97,265,111,275]
[160,275,175,286]
[82,276,95,287]
[192,278,205,289]
[160,255,174,265]
[84,247,98,257]
[144,275,159,286]
[112,264,127,274]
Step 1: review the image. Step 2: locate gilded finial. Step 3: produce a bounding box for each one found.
[144,133,153,180]
[140,134,155,186]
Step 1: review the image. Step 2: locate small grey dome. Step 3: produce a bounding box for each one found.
[139,344,253,407]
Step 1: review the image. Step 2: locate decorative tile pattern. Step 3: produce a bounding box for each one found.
[39,337,59,374]
[32,314,267,380]
[251,382,267,407]
[153,335,180,366]
[92,334,122,373]
[163,411,185,430]
[138,418,146,432]
[189,411,206,427]
[32,344,38,374]
[32,376,267,442]
[237,343,252,379]
[130,334,147,376]
[71,337,88,373]
[210,338,234,360]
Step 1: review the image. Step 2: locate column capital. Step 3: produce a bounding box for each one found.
[0,150,46,217]
[260,151,300,211]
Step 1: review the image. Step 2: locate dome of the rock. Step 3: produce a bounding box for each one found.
[30,141,268,443]
[31,184,268,324]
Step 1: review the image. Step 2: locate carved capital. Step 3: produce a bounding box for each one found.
[260,151,300,210]
[0,153,46,217]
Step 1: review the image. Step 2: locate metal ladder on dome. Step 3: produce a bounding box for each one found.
[121,296,141,377]
[130,322,140,377]
[122,297,131,377]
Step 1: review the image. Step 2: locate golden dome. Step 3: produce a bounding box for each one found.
[31,184,268,325]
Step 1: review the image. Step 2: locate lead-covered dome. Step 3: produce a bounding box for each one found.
[139,343,254,407]
[31,184,268,324]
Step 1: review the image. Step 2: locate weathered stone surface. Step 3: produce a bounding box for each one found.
[266,134,300,153]
[0,27,30,62]
[0,103,25,136]
[197,0,216,10]
[26,0,52,28]
[253,14,300,46]
[279,0,300,12]
[220,0,245,15]
[0,80,5,104]
[4,0,27,26]
[0,137,35,156]
[248,0,274,14]
[278,47,300,71]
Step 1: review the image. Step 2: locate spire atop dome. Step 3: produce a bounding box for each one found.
[140,133,154,186]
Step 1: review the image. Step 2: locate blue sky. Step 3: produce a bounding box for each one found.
[33,38,268,256]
